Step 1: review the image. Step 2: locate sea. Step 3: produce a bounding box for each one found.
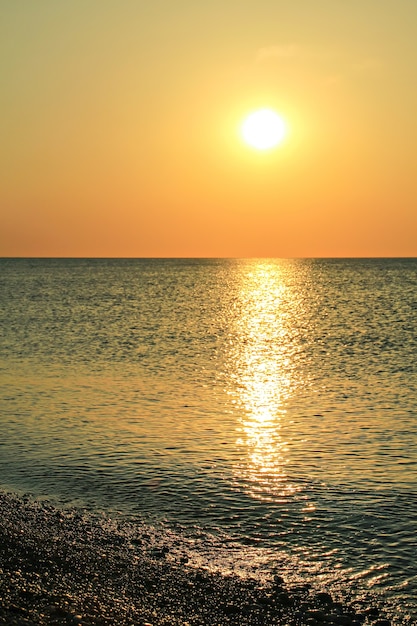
[1,258,416,620]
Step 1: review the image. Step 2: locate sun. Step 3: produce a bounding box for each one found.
[241,108,287,150]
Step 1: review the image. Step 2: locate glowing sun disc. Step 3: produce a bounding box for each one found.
[241,109,287,150]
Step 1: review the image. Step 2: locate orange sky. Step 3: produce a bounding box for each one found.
[1,1,416,257]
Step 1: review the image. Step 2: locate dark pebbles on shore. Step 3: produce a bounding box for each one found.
[0,490,398,625]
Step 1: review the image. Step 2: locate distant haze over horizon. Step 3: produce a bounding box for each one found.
[1,2,416,258]
[2,256,417,261]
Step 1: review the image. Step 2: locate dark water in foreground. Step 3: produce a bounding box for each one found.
[1,258,416,619]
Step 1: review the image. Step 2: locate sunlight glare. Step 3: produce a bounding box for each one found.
[241,108,287,150]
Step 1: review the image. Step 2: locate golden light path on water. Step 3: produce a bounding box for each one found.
[227,261,309,502]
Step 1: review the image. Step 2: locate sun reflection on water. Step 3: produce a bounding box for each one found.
[228,261,306,500]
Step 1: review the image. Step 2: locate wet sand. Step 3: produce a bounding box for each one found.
[0,490,395,625]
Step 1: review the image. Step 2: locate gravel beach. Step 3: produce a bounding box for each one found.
[0,490,402,626]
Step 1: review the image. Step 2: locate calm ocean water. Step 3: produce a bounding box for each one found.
[1,258,416,619]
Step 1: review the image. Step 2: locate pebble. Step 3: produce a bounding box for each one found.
[273,574,285,586]
[315,591,334,605]
[333,614,354,625]
[0,489,397,626]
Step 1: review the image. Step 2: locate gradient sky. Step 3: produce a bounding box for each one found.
[1,1,416,257]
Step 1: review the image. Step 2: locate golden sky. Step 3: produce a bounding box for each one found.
[1,1,416,257]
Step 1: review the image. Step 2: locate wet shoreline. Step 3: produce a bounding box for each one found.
[0,490,402,625]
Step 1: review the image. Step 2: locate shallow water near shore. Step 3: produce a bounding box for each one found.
[1,258,417,621]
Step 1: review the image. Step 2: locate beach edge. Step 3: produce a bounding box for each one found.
[0,489,395,625]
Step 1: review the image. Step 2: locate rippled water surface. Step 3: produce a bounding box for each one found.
[1,258,417,618]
